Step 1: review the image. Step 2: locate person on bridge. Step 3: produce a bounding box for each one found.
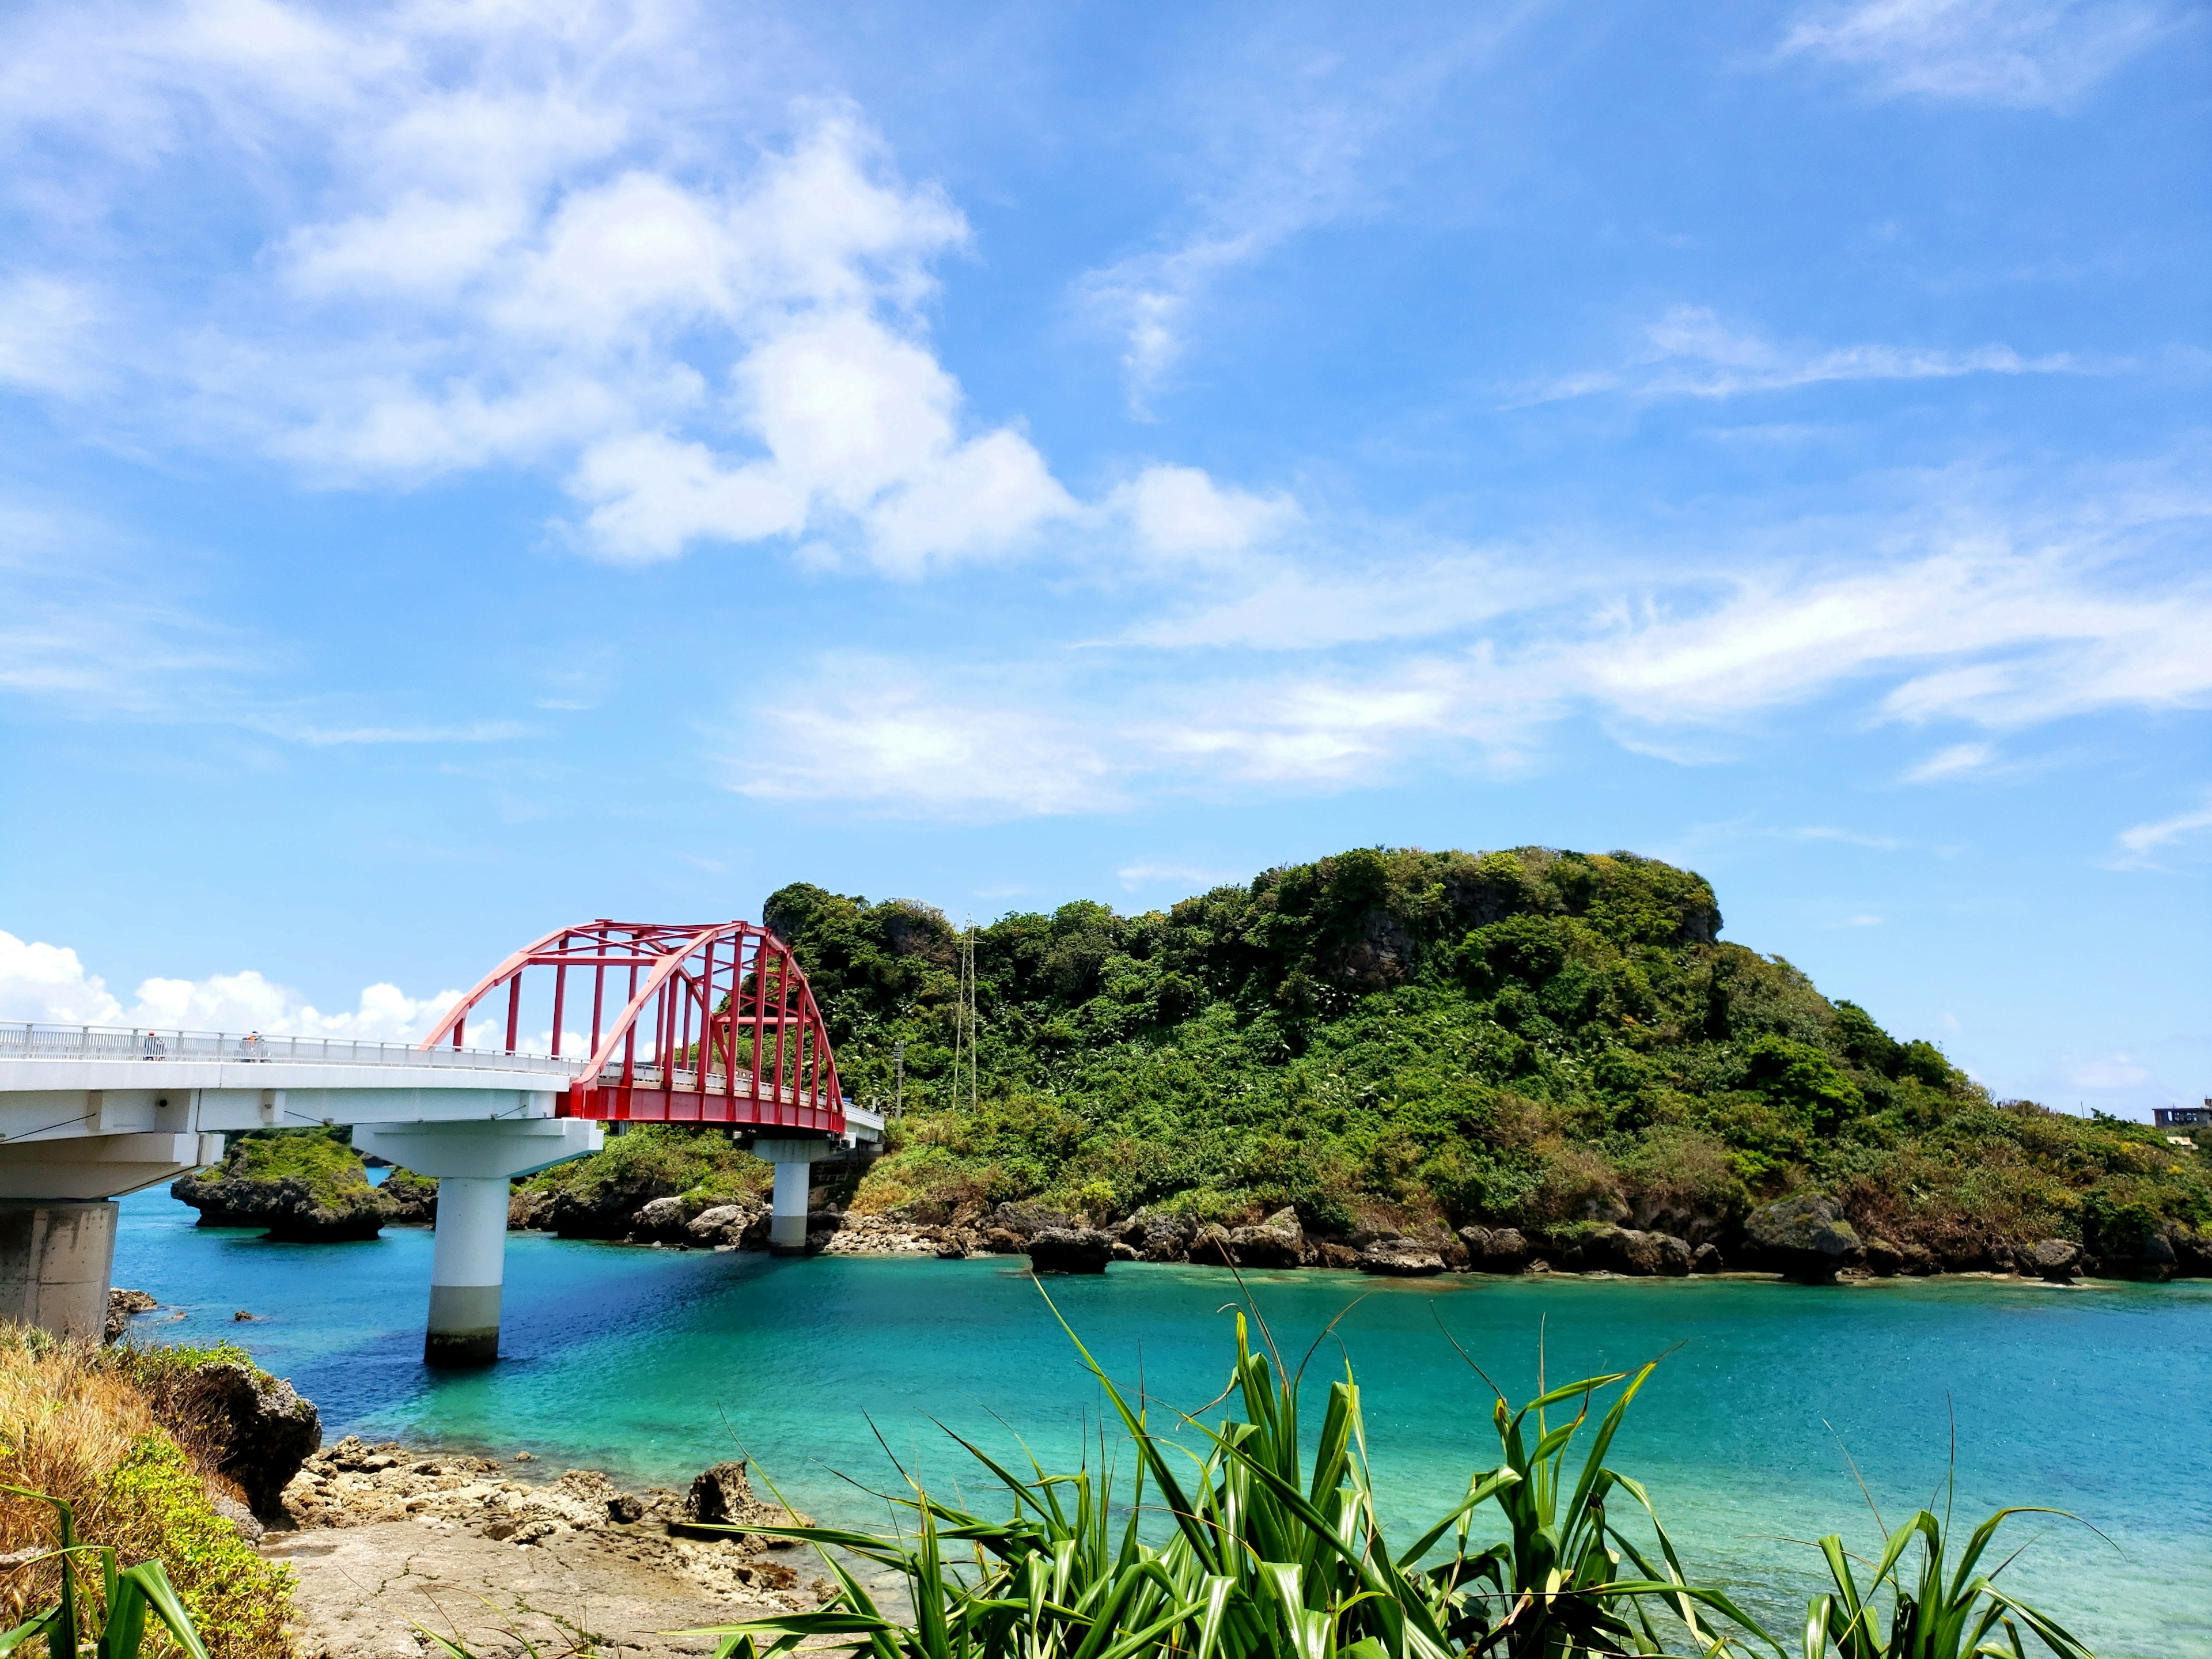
[241,1031,267,1060]
[141,1029,165,1058]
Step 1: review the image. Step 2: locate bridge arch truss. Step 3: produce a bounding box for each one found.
[418,921,846,1134]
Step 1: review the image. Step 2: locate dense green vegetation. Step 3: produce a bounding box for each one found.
[766,846,2209,1265]
[512,1123,769,1219]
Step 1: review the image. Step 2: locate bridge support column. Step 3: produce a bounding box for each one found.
[353,1119,601,1369]
[0,1201,119,1341]
[756,1138,832,1254]
[0,1131,226,1339]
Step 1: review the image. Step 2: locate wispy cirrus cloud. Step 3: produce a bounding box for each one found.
[1074,13,1525,414]
[1777,0,2179,111]
[1522,305,2085,406]
[722,459,2211,820]
[2112,790,2212,869]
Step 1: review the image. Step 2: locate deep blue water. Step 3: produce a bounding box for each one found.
[115,1189,2212,1656]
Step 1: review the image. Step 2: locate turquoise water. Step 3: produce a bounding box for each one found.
[117,1190,2211,1656]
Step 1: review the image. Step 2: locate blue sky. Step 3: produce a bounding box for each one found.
[0,0,2205,1115]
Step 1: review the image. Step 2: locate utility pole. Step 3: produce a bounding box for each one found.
[954,917,979,1112]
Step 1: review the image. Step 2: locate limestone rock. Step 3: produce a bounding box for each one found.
[990,1201,1077,1240]
[1028,1227,1112,1274]
[1691,1242,1724,1275]
[685,1460,757,1524]
[104,1287,157,1343]
[1315,1241,1362,1269]
[688,1202,767,1249]
[2028,1238,2082,1282]
[1357,1238,1446,1277]
[683,1460,813,1543]
[1863,1237,1931,1278]
[1582,1226,1692,1277]
[1227,1207,1304,1269]
[1122,1211,1192,1262]
[1459,1226,1530,1274]
[508,1184,555,1229]
[377,1169,438,1225]
[1190,1222,1235,1266]
[210,1493,263,1542]
[169,1169,388,1242]
[190,1362,323,1516]
[631,1194,703,1243]
[1745,1194,1863,1283]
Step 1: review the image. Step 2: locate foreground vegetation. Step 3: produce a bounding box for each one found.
[762,846,2208,1270]
[692,1299,2096,1659]
[0,1332,293,1659]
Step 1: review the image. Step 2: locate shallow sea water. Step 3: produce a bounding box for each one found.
[115,1188,2212,1656]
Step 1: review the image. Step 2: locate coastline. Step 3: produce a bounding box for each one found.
[267,1434,833,1659]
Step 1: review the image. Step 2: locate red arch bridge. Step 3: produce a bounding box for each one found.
[0,921,881,1365]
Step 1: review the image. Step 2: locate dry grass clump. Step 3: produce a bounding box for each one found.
[0,1328,293,1659]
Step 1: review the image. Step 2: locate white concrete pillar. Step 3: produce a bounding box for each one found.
[426,1177,508,1366]
[0,1202,118,1340]
[756,1137,832,1255]
[353,1118,601,1369]
[770,1159,811,1252]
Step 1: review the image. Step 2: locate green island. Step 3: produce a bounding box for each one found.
[766,844,2209,1277]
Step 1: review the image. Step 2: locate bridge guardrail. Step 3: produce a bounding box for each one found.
[0,1022,586,1074]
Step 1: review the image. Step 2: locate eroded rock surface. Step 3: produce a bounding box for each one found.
[194,1362,323,1516]
[1028,1227,1112,1274]
[280,1437,828,1617]
[1357,1238,1446,1277]
[1745,1194,1863,1283]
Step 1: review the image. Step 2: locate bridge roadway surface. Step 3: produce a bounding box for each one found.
[0,1021,884,1365]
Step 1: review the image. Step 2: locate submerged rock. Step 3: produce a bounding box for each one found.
[1745,1194,1863,1283]
[1028,1227,1113,1274]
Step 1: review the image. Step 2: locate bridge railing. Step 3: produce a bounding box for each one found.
[0,1021,587,1074]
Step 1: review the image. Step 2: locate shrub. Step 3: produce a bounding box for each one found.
[0,1331,291,1659]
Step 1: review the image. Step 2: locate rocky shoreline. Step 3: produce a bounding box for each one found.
[170,1146,2212,1286]
[271,1435,834,1659]
[730,1191,2212,1286]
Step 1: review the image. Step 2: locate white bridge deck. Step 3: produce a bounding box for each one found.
[0,1021,880,1201]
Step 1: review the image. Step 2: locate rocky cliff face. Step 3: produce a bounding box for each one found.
[170,1134,436,1241]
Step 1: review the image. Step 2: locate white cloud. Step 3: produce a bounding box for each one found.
[1528,306,2084,405]
[1906,741,1998,781]
[1114,465,1300,561]
[2113,790,2212,868]
[1778,0,2173,109]
[729,674,1123,819]
[0,929,459,1040]
[0,6,1093,574]
[1553,536,2212,730]
[0,933,122,1025]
